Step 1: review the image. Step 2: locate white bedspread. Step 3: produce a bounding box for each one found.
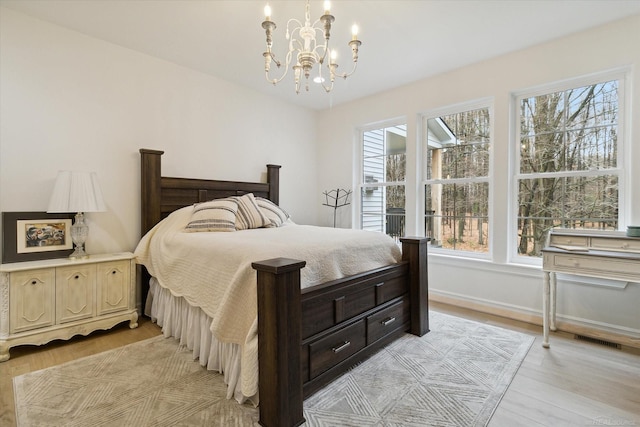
[134,205,402,398]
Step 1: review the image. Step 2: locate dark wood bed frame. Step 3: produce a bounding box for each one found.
[139,148,429,427]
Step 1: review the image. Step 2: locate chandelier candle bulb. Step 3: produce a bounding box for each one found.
[264,4,271,21]
[352,24,358,40]
[324,1,330,15]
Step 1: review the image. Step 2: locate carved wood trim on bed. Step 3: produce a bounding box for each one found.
[140,148,280,236]
[139,149,429,427]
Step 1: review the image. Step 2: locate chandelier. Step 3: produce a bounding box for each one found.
[261,1,362,94]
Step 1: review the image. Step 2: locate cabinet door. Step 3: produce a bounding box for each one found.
[56,265,95,324]
[96,260,130,315]
[9,268,55,333]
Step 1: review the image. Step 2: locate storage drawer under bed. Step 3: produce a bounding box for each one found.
[304,295,411,381]
[366,297,410,345]
[308,320,366,379]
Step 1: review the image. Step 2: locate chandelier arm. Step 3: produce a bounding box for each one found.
[312,26,330,64]
[332,61,358,80]
[320,78,335,93]
[265,49,296,85]
[286,18,304,32]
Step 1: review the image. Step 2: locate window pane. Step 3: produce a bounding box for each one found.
[361,124,406,240]
[520,134,564,174]
[566,81,618,130]
[425,182,489,253]
[425,109,490,180]
[361,185,405,241]
[520,91,565,136]
[516,175,618,256]
[363,125,406,183]
[517,79,620,258]
[520,80,618,174]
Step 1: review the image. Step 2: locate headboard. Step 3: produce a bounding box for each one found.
[140,148,281,236]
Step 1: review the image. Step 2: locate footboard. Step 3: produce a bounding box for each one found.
[252,236,429,427]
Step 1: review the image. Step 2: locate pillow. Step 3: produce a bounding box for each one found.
[234,193,270,230]
[255,197,290,227]
[184,198,238,232]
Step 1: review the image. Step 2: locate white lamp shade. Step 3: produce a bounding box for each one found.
[47,171,106,213]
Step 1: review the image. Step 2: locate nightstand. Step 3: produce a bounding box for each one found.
[0,252,138,361]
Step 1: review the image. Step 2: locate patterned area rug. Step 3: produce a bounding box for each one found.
[13,311,534,426]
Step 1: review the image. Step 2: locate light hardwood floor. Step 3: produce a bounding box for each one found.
[1,302,638,427]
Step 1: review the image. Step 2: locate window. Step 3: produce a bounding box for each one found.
[515,79,621,257]
[422,105,491,253]
[360,124,406,241]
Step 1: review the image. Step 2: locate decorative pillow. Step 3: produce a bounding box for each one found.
[255,197,290,227]
[234,193,270,230]
[184,198,238,232]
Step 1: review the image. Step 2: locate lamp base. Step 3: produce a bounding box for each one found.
[70,212,90,259]
[69,246,89,260]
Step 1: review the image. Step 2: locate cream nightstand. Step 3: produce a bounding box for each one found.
[0,252,138,361]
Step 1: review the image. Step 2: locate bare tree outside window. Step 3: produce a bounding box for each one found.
[423,107,491,253]
[517,80,619,256]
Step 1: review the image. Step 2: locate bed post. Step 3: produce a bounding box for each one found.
[266,164,281,205]
[252,258,306,427]
[139,149,164,314]
[400,237,430,336]
[140,148,164,236]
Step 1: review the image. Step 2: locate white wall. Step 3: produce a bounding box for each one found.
[0,8,318,259]
[316,15,640,339]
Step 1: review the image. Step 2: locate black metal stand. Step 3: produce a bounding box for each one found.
[322,189,352,228]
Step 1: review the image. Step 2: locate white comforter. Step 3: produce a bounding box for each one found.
[134,205,402,398]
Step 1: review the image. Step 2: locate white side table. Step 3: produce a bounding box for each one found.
[0,252,138,361]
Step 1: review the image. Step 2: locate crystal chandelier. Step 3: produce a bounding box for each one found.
[261,1,362,94]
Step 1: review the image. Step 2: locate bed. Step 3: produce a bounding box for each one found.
[136,148,429,427]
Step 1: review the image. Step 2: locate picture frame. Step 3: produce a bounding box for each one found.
[2,212,76,264]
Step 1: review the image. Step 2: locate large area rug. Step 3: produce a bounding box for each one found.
[13,311,534,426]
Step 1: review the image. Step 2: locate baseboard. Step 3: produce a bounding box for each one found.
[429,292,640,350]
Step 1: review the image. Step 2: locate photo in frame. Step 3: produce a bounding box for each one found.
[2,212,76,263]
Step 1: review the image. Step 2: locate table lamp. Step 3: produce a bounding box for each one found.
[47,171,106,259]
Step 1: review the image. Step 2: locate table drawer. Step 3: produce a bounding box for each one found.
[591,237,640,252]
[367,297,410,345]
[309,320,366,379]
[549,235,589,247]
[545,252,640,280]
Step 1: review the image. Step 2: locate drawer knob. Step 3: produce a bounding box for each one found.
[381,316,396,326]
[111,270,117,275]
[31,280,37,285]
[332,341,351,354]
[75,275,80,279]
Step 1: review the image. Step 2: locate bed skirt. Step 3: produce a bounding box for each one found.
[145,277,259,406]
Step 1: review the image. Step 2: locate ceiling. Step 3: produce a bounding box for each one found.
[2,0,640,111]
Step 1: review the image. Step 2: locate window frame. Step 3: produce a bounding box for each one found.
[419,98,494,260]
[355,118,408,233]
[509,69,630,265]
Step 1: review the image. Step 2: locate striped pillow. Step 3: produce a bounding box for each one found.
[256,197,290,227]
[234,193,270,230]
[184,199,238,232]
